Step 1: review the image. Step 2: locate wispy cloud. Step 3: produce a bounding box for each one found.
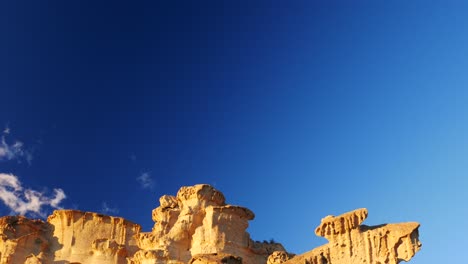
[137,172,154,189]
[0,127,33,164]
[0,173,66,217]
[100,202,119,215]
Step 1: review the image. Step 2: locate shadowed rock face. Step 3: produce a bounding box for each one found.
[0,216,57,263]
[0,185,421,264]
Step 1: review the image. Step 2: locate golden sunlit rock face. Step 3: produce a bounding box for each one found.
[0,184,421,264]
[283,208,421,264]
[131,184,284,264]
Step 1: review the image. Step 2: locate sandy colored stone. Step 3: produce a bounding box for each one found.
[283,208,421,264]
[267,251,294,264]
[0,184,421,264]
[0,215,57,263]
[159,195,178,209]
[190,253,243,264]
[132,184,283,264]
[48,210,141,264]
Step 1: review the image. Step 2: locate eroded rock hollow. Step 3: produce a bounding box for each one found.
[0,184,421,263]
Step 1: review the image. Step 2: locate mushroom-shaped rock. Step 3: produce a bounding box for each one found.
[284,208,421,264]
[210,205,255,220]
[131,184,281,264]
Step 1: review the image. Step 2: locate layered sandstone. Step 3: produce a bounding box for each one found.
[283,208,421,264]
[131,184,284,264]
[0,211,141,264]
[0,184,421,264]
[47,210,141,264]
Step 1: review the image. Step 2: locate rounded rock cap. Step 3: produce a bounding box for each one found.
[176,184,226,206]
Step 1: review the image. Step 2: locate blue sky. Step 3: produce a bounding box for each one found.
[1,1,467,263]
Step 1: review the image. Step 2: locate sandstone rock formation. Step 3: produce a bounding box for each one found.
[0,215,56,263]
[0,211,141,264]
[283,208,421,264]
[131,184,284,264]
[48,210,141,264]
[0,184,421,264]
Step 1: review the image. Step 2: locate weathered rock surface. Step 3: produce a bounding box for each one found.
[0,215,56,263]
[283,208,421,264]
[267,251,295,264]
[131,184,284,264]
[0,184,421,264]
[48,210,141,264]
[0,211,141,264]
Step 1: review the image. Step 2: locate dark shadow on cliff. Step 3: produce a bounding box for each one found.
[359,224,387,232]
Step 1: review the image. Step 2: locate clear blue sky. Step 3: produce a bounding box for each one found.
[1,1,467,263]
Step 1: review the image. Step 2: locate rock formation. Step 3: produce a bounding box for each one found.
[131,184,284,264]
[0,211,141,264]
[0,184,421,264]
[48,210,141,264]
[283,208,421,264]
[0,215,56,263]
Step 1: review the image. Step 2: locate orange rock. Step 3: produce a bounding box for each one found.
[284,208,421,264]
[0,185,421,264]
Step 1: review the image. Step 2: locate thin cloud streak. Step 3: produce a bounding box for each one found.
[100,202,119,215]
[0,128,33,164]
[137,172,154,189]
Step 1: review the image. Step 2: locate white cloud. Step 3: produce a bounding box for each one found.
[0,128,33,164]
[100,202,119,215]
[137,172,154,189]
[0,173,66,217]
[50,189,66,208]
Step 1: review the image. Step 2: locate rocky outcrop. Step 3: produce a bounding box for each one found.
[48,210,141,264]
[0,184,421,264]
[0,211,141,264]
[283,208,421,264]
[0,216,56,263]
[131,184,284,264]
